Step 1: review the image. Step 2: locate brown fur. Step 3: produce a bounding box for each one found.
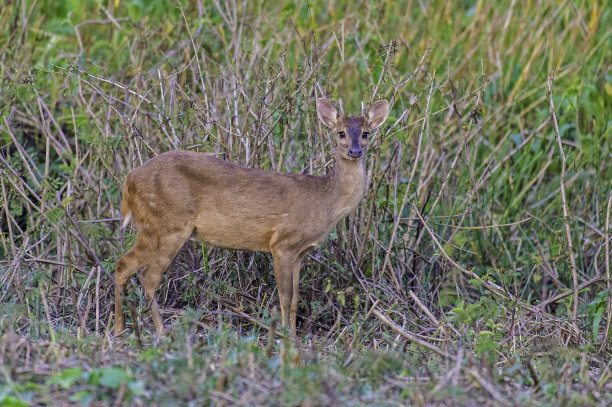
[114,98,390,336]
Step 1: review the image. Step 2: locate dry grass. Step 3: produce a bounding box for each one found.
[1,0,611,405]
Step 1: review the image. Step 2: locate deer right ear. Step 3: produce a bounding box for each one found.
[316,98,338,128]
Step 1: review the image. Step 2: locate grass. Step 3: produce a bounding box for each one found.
[1,0,611,405]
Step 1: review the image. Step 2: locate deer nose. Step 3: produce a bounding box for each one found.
[348,146,363,158]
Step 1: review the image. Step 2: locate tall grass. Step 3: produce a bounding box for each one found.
[1,0,611,405]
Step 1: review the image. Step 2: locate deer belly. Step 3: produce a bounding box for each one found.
[192,213,279,252]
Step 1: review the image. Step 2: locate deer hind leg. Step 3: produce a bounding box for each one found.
[137,230,192,336]
[115,236,152,336]
[138,263,165,337]
[271,248,299,335]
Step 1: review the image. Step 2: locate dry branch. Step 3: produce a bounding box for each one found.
[547,71,580,335]
[372,307,456,361]
[599,192,612,352]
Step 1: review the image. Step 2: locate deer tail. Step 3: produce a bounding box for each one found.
[120,183,132,229]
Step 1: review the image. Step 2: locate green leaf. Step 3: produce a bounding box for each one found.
[98,368,129,389]
[468,278,483,288]
[450,307,467,324]
[69,391,93,404]
[46,367,83,389]
[126,2,144,21]
[0,394,30,407]
[587,290,608,340]
[475,332,500,355]
[337,291,345,306]
[128,380,145,395]
[592,309,604,339]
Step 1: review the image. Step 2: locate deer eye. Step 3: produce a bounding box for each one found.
[362,132,369,138]
[338,131,346,138]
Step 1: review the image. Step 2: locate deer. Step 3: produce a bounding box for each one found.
[114,98,390,337]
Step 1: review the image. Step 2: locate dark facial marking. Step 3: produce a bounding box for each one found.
[345,117,363,139]
[345,117,366,158]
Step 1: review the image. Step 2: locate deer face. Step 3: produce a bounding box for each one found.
[316,99,390,161]
[335,116,368,159]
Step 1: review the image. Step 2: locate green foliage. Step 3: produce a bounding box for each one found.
[0,394,30,407]
[587,290,609,341]
[1,0,611,405]
[475,331,500,364]
[46,367,83,390]
[43,365,144,403]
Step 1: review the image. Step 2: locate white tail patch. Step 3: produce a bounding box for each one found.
[121,212,132,229]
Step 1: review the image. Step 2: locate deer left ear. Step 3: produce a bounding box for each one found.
[367,100,390,129]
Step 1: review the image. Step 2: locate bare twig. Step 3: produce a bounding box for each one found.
[548,71,580,335]
[468,369,511,406]
[536,276,604,311]
[372,307,456,361]
[599,191,612,352]
[412,203,540,313]
[380,72,436,288]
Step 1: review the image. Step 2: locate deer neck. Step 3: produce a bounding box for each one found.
[329,153,367,220]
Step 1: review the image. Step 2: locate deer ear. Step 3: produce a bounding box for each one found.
[367,100,390,129]
[316,98,338,128]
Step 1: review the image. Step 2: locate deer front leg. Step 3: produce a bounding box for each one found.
[272,248,298,334]
[289,254,306,335]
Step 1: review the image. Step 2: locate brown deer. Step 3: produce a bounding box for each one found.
[114,98,390,336]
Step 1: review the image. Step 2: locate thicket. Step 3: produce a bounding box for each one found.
[1,0,611,405]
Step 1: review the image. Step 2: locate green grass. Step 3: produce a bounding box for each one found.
[1,0,611,405]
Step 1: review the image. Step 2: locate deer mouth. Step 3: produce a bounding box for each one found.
[343,152,363,161]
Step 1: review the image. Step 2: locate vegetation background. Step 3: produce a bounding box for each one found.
[0,0,611,405]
